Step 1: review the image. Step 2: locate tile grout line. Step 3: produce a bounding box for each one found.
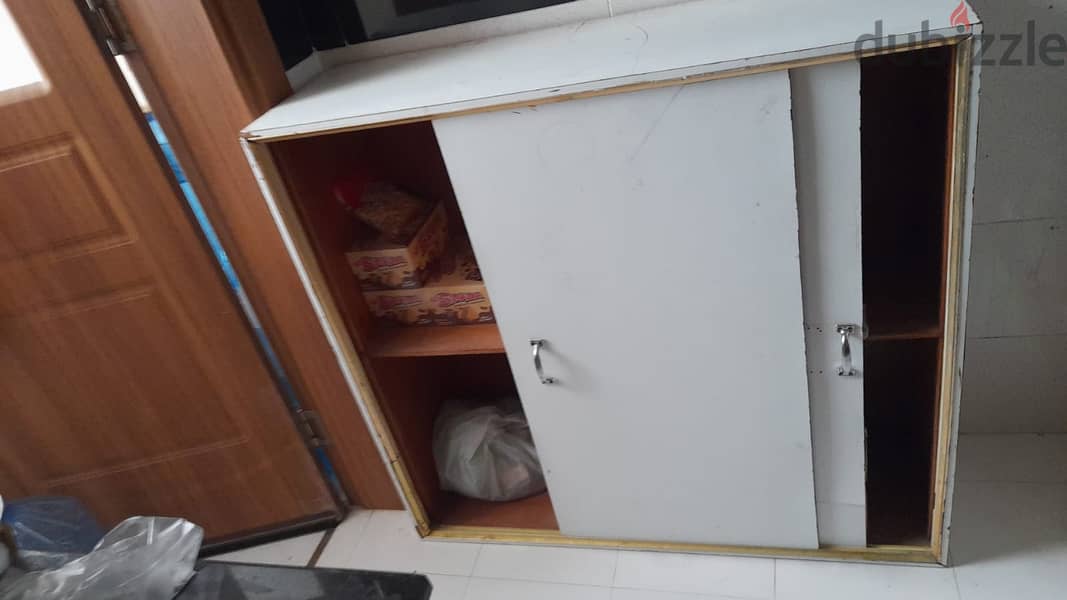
[354,509,376,538]
[463,575,611,589]
[610,583,763,600]
[956,431,1067,437]
[772,558,777,599]
[957,479,1067,485]
[973,215,1065,226]
[468,544,485,577]
[610,549,620,589]
[458,574,472,600]
[307,527,336,567]
[950,560,964,600]
[325,509,375,568]
[460,574,617,589]
[969,332,1067,340]
[958,432,1067,435]
[468,574,761,599]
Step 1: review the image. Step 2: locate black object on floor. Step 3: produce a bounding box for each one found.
[179,561,432,599]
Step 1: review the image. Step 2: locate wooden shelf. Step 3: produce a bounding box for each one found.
[369,324,505,358]
[866,322,942,342]
[864,301,942,342]
[435,492,559,531]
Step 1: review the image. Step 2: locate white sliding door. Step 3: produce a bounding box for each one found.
[791,61,867,547]
[434,72,819,548]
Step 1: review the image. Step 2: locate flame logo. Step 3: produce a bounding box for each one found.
[950,1,971,28]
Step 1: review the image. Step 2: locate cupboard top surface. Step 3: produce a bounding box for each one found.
[243,0,975,140]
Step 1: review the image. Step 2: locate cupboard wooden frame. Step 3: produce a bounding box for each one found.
[241,25,978,563]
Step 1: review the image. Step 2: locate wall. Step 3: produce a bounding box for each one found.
[960,0,1067,433]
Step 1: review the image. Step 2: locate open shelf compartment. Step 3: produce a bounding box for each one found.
[860,45,954,545]
[861,46,953,343]
[266,122,558,534]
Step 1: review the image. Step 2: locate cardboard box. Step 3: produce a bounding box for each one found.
[364,245,495,326]
[345,202,448,290]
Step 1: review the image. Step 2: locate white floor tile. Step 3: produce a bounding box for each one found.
[426,574,470,600]
[611,588,740,600]
[956,434,1067,483]
[341,510,482,576]
[951,480,1067,600]
[613,551,773,598]
[464,577,611,600]
[775,559,958,600]
[473,544,618,586]
[210,531,324,567]
[316,508,374,568]
[202,433,1067,600]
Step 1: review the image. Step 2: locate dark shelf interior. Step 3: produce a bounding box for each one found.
[864,338,940,545]
[860,46,954,546]
[861,46,953,342]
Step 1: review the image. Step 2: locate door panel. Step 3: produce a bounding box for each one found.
[791,61,867,547]
[435,72,819,548]
[0,1,336,538]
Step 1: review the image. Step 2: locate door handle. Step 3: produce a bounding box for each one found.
[836,324,859,377]
[530,339,557,384]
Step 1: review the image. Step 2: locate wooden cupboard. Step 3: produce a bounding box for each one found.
[240,0,981,564]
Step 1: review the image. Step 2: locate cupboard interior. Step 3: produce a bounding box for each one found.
[266,43,956,547]
[270,123,558,532]
[860,45,954,545]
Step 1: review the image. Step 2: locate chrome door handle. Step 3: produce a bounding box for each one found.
[836,324,859,377]
[530,339,556,384]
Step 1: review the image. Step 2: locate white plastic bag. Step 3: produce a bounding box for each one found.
[0,496,9,577]
[0,517,202,600]
[433,399,546,502]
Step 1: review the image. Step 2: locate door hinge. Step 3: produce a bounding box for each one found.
[295,409,330,448]
[85,0,136,55]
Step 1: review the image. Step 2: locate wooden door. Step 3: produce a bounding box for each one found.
[0,1,337,539]
[434,72,820,548]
